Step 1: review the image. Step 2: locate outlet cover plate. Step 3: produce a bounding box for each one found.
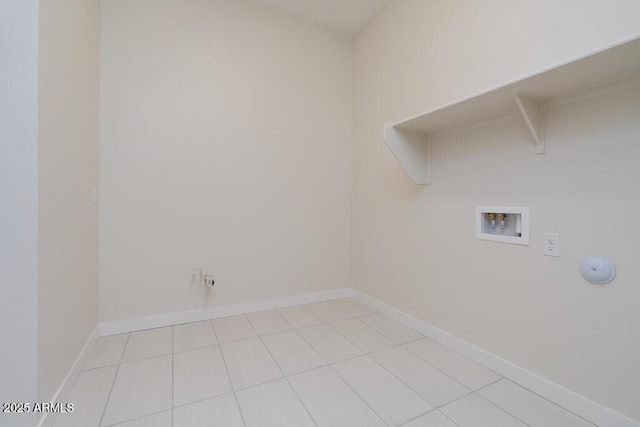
[543,232,560,257]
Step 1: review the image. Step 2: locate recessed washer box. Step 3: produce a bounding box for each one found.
[475,206,529,245]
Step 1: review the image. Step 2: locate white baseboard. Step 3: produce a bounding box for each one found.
[35,325,100,427]
[99,288,351,336]
[351,290,639,427]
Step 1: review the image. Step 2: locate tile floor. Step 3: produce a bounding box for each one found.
[51,298,595,427]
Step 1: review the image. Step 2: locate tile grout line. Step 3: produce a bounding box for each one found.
[354,313,402,343]
[171,390,234,411]
[360,347,510,424]
[235,375,296,393]
[164,340,384,404]
[326,316,395,353]
[472,376,507,393]
[399,342,492,393]
[417,376,503,414]
[216,315,248,427]
[90,299,595,427]
[402,339,504,389]
[228,349,359,393]
[356,312,427,347]
[327,361,393,427]
[50,332,114,427]
[325,319,459,422]
[324,321,455,424]
[430,390,475,411]
[167,304,384,419]
[84,350,172,369]
[396,407,463,427]
[469,391,533,427]
[391,380,515,427]
[345,310,532,419]
[291,326,390,427]
[478,379,598,426]
[271,307,297,330]
[323,314,450,413]
[102,408,171,427]
[95,302,473,426]
[101,330,174,426]
[277,305,445,420]
[281,374,319,427]
[325,316,394,355]
[173,342,217,355]
[223,349,363,394]
[79,362,123,373]
[304,300,352,323]
[76,303,376,426]
[352,299,597,425]
[337,320,525,425]
[208,317,219,345]
[353,300,586,426]
[439,410,464,427]
[83,319,327,371]
[127,367,520,427]
[277,307,324,329]
[350,305,526,426]
[248,315,320,427]
[327,357,391,426]
[108,303,438,425]
[97,332,130,427]
[246,310,292,336]
[327,298,377,318]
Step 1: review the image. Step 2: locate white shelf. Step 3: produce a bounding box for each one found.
[384,35,640,185]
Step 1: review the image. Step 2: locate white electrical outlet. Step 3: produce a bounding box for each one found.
[543,232,560,257]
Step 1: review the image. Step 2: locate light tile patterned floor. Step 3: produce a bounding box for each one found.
[51,298,595,427]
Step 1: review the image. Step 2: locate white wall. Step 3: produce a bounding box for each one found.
[353,0,640,421]
[0,1,38,426]
[99,0,352,322]
[38,0,100,403]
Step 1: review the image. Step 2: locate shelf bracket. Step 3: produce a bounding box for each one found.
[384,123,432,185]
[514,93,545,154]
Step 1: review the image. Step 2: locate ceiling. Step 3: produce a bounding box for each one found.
[250,0,392,35]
